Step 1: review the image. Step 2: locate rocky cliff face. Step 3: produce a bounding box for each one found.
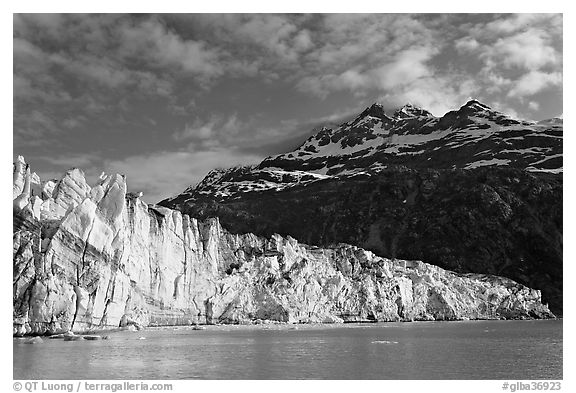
[13,156,554,336]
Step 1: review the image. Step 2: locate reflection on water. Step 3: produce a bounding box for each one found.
[14,319,562,380]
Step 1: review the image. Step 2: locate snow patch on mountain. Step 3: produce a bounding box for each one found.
[464,158,511,169]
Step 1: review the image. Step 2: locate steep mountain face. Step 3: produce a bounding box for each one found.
[160,100,563,314]
[13,156,554,335]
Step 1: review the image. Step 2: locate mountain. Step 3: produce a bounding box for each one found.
[13,156,554,335]
[163,100,561,204]
[160,100,563,314]
[265,99,561,172]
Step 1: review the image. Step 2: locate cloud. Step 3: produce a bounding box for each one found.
[62,116,87,129]
[104,149,263,203]
[295,14,561,115]
[13,13,563,183]
[117,17,224,80]
[454,37,480,52]
[13,74,72,103]
[482,14,562,36]
[175,122,215,142]
[36,153,101,169]
[489,30,560,71]
[13,37,45,63]
[297,45,439,96]
[13,14,222,100]
[373,46,438,89]
[482,71,512,94]
[305,15,392,69]
[174,14,311,67]
[379,75,478,117]
[507,71,562,97]
[450,13,562,108]
[13,109,64,145]
[171,13,443,94]
[293,29,314,52]
[457,15,562,73]
[491,101,521,119]
[288,14,470,108]
[173,114,243,148]
[60,55,131,88]
[229,14,300,61]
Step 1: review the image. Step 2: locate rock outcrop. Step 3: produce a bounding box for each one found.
[13,156,554,336]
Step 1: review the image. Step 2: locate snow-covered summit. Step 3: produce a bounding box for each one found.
[358,102,390,120]
[393,103,434,119]
[167,99,562,204]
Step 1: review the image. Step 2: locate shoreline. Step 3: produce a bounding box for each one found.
[13,316,562,338]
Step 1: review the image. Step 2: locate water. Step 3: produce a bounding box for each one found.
[13,319,562,380]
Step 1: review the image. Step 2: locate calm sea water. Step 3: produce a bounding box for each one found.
[14,319,562,380]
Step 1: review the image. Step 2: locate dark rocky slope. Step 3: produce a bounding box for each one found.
[162,166,562,314]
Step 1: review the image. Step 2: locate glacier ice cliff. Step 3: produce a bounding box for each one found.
[12,156,554,335]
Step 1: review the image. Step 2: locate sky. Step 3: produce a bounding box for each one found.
[13,13,563,203]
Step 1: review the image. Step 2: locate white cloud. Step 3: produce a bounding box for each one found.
[62,117,84,129]
[118,18,224,79]
[174,13,442,96]
[451,14,562,108]
[293,29,314,52]
[59,55,131,88]
[296,43,440,97]
[174,14,312,70]
[373,46,437,89]
[507,71,562,97]
[13,14,66,39]
[491,101,521,119]
[490,30,559,71]
[454,37,480,52]
[175,121,215,142]
[295,42,451,111]
[233,15,300,60]
[483,71,512,93]
[173,114,242,143]
[482,14,561,36]
[14,15,220,96]
[379,75,478,117]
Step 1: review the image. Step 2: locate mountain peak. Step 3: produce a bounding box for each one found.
[461,99,493,112]
[358,102,388,119]
[393,103,433,119]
